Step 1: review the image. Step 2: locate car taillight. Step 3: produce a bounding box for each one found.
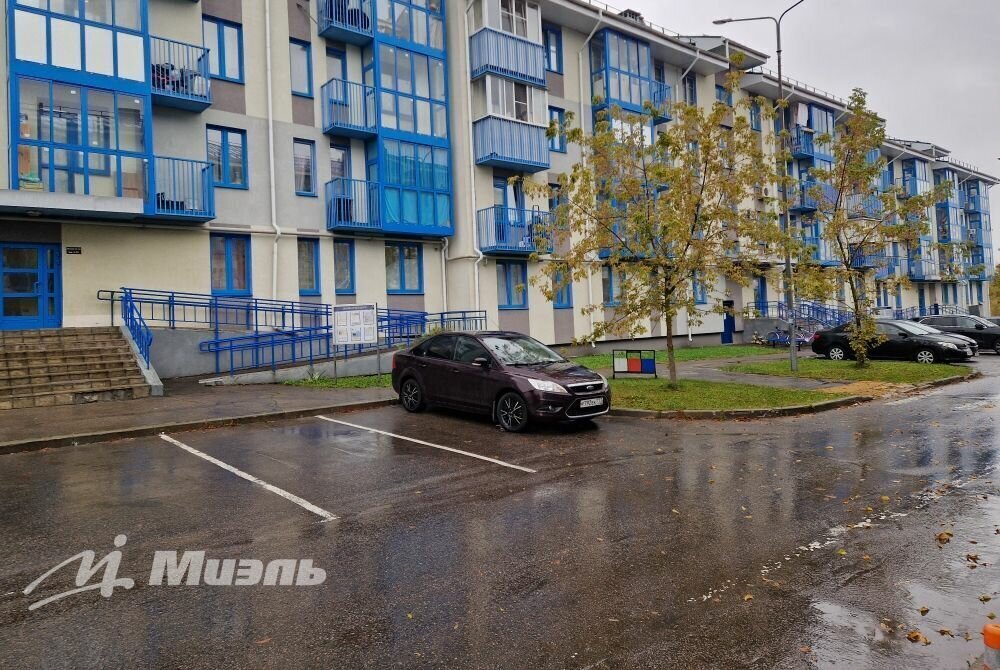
[810,332,820,342]
[391,355,397,370]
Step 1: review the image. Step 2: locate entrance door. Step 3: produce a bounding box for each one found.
[493,177,524,247]
[721,300,735,344]
[0,243,61,330]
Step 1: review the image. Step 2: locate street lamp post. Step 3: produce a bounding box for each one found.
[715,0,807,372]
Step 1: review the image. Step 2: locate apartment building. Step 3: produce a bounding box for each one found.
[1,0,994,353]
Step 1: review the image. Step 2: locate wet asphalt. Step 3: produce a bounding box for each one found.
[1,358,999,669]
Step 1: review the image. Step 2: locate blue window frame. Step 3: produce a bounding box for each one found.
[334,238,355,294]
[377,44,448,139]
[548,107,566,153]
[601,266,621,306]
[497,260,528,309]
[379,139,452,231]
[692,274,708,304]
[385,242,423,294]
[326,48,347,102]
[750,102,762,131]
[290,39,313,97]
[683,74,697,105]
[297,237,320,296]
[377,0,445,51]
[206,125,247,189]
[203,16,244,83]
[715,85,733,107]
[590,30,658,113]
[553,271,572,309]
[210,233,252,296]
[543,24,563,73]
[293,139,316,196]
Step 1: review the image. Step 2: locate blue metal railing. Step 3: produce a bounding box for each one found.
[120,288,153,369]
[790,127,814,158]
[650,81,673,120]
[801,235,838,265]
[150,36,211,106]
[476,206,551,254]
[469,28,546,87]
[473,116,550,173]
[876,255,907,280]
[745,300,854,329]
[149,156,214,219]
[961,192,990,212]
[326,178,381,231]
[845,193,883,219]
[908,256,939,280]
[318,0,373,41]
[894,304,969,320]
[321,78,377,135]
[848,244,886,269]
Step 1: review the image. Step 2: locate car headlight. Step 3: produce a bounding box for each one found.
[938,341,958,350]
[598,374,608,391]
[527,378,570,394]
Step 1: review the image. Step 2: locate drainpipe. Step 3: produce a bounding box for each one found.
[463,0,485,313]
[441,238,449,311]
[579,11,604,342]
[265,0,281,299]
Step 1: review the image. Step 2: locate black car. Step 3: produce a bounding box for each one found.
[811,319,975,363]
[391,331,611,432]
[917,314,1000,354]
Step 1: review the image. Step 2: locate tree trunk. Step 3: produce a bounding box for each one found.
[665,313,679,388]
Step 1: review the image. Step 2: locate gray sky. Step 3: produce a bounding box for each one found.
[626,0,1000,215]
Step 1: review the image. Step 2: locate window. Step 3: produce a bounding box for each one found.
[497,260,528,309]
[553,272,572,309]
[602,266,621,306]
[381,139,451,231]
[385,242,423,293]
[297,238,320,295]
[715,85,733,107]
[334,239,355,294]
[206,126,247,189]
[289,39,312,97]
[548,107,566,153]
[424,334,456,360]
[543,24,562,73]
[682,74,697,105]
[591,31,657,112]
[293,139,316,195]
[750,102,762,131]
[330,143,350,180]
[211,234,251,296]
[377,0,444,50]
[500,0,528,37]
[377,44,448,138]
[454,336,490,364]
[203,17,243,83]
[692,274,708,304]
[483,76,546,124]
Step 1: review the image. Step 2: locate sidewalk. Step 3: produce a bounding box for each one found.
[0,377,396,453]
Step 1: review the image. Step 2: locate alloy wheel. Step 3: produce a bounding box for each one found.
[915,349,936,364]
[497,392,528,432]
[400,379,424,412]
[828,346,846,361]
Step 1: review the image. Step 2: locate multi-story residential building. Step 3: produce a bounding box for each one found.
[0,0,993,370]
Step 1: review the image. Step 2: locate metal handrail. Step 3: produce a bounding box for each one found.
[120,289,153,369]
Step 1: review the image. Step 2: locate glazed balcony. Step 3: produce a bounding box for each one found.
[150,36,212,111]
[473,116,549,173]
[469,28,546,87]
[318,0,373,45]
[321,78,377,138]
[961,192,990,213]
[476,206,552,254]
[801,235,840,267]
[325,178,453,237]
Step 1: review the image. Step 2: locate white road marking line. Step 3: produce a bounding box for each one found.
[159,434,337,522]
[315,415,537,474]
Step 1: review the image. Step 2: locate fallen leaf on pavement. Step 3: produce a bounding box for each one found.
[743,594,753,602]
[981,595,993,603]
[938,629,954,638]
[906,630,930,645]
[919,607,929,616]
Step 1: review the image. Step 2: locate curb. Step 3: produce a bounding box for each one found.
[608,395,871,420]
[909,369,981,392]
[0,398,398,456]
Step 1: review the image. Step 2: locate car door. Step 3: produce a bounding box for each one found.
[415,334,457,405]
[448,336,501,412]
[954,316,989,347]
[872,322,906,359]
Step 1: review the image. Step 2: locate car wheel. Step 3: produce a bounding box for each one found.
[399,378,425,412]
[993,339,1000,355]
[827,346,847,361]
[914,349,937,364]
[496,391,529,433]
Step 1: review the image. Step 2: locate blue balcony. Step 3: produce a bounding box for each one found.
[789,180,833,213]
[849,244,885,269]
[147,156,215,222]
[473,116,550,173]
[150,36,212,111]
[650,81,673,122]
[961,192,989,213]
[476,206,551,254]
[908,256,939,280]
[469,28,546,88]
[325,178,453,237]
[969,246,995,280]
[789,127,815,159]
[318,0,373,45]
[802,236,840,267]
[875,255,907,280]
[846,193,883,219]
[321,78,377,138]
[895,177,919,199]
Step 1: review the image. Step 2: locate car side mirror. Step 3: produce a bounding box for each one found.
[473,357,490,368]
[976,324,985,330]
[899,332,909,338]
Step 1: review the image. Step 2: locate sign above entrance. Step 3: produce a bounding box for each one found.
[66,247,82,255]
[333,304,377,346]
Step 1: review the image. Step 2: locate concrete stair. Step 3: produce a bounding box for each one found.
[0,327,150,410]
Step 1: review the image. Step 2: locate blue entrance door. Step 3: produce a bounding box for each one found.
[0,243,61,330]
[722,300,735,344]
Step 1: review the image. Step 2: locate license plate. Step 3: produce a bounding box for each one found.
[579,398,603,408]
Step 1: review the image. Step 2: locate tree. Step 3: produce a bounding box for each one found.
[794,88,948,366]
[523,72,782,387]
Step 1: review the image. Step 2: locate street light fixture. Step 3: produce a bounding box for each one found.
[714,0,808,372]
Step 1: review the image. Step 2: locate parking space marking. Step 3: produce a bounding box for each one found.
[315,415,537,474]
[159,434,337,522]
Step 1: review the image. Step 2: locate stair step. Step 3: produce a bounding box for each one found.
[0,374,148,399]
[0,347,134,363]
[0,356,139,377]
[0,340,131,354]
[0,367,142,389]
[0,383,151,410]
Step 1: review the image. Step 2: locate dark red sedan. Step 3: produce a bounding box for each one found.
[391,331,611,432]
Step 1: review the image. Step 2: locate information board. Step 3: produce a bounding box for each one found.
[612,350,657,378]
[333,304,378,346]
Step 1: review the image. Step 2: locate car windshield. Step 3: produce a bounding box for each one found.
[908,322,941,334]
[970,315,994,327]
[481,335,565,365]
[894,321,929,335]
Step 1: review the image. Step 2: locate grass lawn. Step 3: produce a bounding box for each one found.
[722,358,971,385]
[573,344,774,370]
[609,378,844,411]
[285,374,393,389]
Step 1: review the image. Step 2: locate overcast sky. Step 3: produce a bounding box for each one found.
[625,0,1000,214]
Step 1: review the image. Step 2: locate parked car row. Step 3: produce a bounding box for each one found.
[915,314,1000,354]
[811,319,978,363]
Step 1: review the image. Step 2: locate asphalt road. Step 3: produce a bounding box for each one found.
[1,358,999,669]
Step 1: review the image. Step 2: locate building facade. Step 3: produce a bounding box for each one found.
[1,0,994,350]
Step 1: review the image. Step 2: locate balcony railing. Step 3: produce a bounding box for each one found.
[473,116,550,173]
[148,156,215,221]
[845,193,883,219]
[789,127,814,158]
[326,178,380,231]
[875,255,908,280]
[895,177,921,199]
[969,246,995,280]
[848,244,885,269]
[789,180,834,213]
[150,36,211,111]
[961,192,990,213]
[321,78,377,137]
[476,206,552,254]
[318,0,373,44]
[908,255,939,280]
[801,235,839,266]
[650,81,673,122]
[469,28,546,87]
